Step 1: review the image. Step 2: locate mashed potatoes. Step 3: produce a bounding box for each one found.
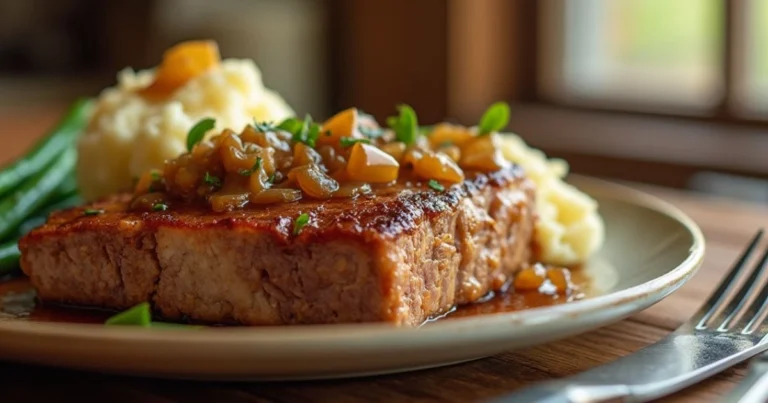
[499,135,604,266]
[77,59,294,200]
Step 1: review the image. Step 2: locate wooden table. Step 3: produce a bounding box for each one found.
[1,108,768,402]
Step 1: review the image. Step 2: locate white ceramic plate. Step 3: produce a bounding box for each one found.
[0,176,705,380]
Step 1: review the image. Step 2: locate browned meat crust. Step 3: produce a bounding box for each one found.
[19,167,536,326]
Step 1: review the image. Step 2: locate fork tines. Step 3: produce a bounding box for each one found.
[695,229,768,334]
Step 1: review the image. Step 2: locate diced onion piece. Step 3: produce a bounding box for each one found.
[249,168,271,194]
[332,182,372,198]
[295,164,340,199]
[346,143,400,183]
[402,149,423,167]
[414,151,464,183]
[380,142,407,162]
[250,188,302,204]
[459,134,511,172]
[209,193,249,212]
[317,145,347,173]
[259,147,276,175]
[140,40,220,98]
[437,144,461,163]
[222,145,260,173]
[135,169,163,195]
[319,107,365,148]
[429,123,474,148]
[174,165,199,191]
[191,140,216,160]
[546,267,572,294]
[513,263,547,291]
[242,126,292,153]
[293,142,323,168]
[130,192,168,211]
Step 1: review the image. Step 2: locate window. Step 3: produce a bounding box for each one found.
[737,0,768,114]
[539,0,768,118]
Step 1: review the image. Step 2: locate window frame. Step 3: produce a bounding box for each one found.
[535,0,768,126]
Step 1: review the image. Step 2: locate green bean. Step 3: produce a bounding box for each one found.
[46,174,79,203]
[0,148,77,240]
[0,98,91,198]
[15,194,83,238]
[0,241,20,276]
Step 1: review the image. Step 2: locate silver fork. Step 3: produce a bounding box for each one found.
[489,229,768,403]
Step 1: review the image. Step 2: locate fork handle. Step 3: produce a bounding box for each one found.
[721,358,768,403]
[487,383,630,403]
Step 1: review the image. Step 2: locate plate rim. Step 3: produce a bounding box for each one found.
[0,175,706,345]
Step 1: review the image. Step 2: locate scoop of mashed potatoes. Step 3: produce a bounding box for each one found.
[499,135,605,265]
[77,59,294,200]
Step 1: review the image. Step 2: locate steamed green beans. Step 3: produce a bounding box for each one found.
[0,148,77,240]
[0,98,90,198]
[0,241,19,276]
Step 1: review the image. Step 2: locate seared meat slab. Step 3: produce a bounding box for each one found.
[19,167,535,326]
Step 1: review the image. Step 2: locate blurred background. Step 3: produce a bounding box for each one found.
[1,0,766,201]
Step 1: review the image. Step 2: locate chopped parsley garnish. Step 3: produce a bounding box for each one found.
[106,302,151,326]
[340,137,371,148]
[186,118,216,151]
[238,157,263,176]
[252,120,276,132]
[203,172,222,187]
[147,170,164,192]
[105,302,202,329]
[297,116,322,147]
[278,115,321,147]
[293,213,310,235]
[359,125,383,139]
[268,172,277,183]
[428,179,445,192]
[386,104,419,145]
[477,102,510,136]
[152,203,169,212]
[277,117,303,134]
[83,208,103,216]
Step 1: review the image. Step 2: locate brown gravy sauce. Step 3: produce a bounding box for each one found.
[0,267,589,325]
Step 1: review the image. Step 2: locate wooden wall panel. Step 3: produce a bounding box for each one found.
[328,0,449,123]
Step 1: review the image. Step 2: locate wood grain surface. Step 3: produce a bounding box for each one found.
[1,107,767,402]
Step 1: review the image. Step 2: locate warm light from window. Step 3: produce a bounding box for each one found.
[736,0,768,115]
[543,0,724,112]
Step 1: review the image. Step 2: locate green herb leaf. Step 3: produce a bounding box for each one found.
[105,302,203,329]
[339,137,371,148]
[283,115,321,147]
[186,118,216,152]
[277,117,303,134]
[151,171,162,181]
[293,213,310,235]
[203,172,222,187]
[477,102,510,135]
[252,120,276,132]
[83,208,103,216]
[387,104,419,145]
[105,302,151,326]
[428,179,445,192]
[238,157,263,176]
[152,203,169,212]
